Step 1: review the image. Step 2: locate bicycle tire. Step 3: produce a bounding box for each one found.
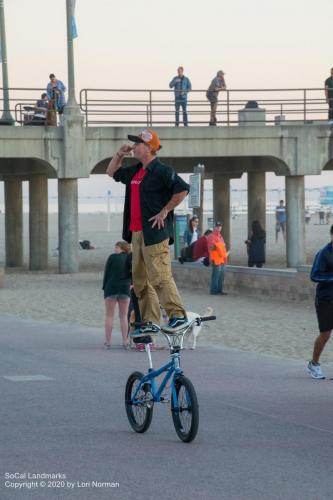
[125,371,153,433]
[171,375,199,443]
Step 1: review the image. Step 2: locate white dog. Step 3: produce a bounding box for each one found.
[185,307,213,349]
[161,306,213,350]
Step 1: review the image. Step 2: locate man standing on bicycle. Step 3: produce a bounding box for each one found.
[106,129,189,332]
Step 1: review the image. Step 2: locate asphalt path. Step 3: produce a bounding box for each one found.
[1,316,333,500]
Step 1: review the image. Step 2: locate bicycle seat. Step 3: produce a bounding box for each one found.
[132,335,152,344]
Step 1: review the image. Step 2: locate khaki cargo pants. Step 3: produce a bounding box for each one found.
[132,231,186,324]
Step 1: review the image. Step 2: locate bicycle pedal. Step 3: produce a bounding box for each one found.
[160,396,169,403]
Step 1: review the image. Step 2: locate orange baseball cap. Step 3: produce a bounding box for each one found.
[128,129,162,151]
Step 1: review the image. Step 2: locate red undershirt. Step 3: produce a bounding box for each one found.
[129,167,147,231]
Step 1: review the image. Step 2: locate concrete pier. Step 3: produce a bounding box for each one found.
[29,175,48,270]
[58,178,79,273]
[0,123,332,272]
[4,177,23,267]
[286,175,306,267]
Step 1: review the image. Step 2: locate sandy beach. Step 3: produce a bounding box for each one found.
[1,211,333,363]
[0,211,331,270]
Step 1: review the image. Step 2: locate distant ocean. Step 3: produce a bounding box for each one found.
[0,188,324,215]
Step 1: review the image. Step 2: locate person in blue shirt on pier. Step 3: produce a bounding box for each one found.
[169,66,192,127]
[47,73,66,116]
[308,224,333,379]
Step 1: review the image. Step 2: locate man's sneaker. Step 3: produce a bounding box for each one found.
[163,317,188,333]
[142,324,159,334]
[307,361,326,379]
[131,325,159,338]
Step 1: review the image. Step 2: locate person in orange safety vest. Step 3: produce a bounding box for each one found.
[207,221,228,295]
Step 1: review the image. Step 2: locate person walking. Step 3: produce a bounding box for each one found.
[319,208,325,225]
[207,222,228,295]
[307,225,333,379]
[326,208,331,225]
[206,70,226,126]
[46,73,66,119]
[169,67,192,127]
[106,129,189,333]
[305,208,311,224]
[324,67,333,123]
[102,241,132,349]
[275,200,286,242]
[245,220,266,268]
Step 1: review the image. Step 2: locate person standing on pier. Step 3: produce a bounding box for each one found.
[46,73,66,120]
[169,66,192,127]
[325,67,333,123]
[206,70,227,126]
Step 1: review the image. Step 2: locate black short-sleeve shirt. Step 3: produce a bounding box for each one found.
[113,158,189,247]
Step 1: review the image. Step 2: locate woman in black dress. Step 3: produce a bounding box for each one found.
[102,241,132,349]
[245,220,266,268]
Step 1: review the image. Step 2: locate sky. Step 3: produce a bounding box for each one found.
[1,0,333,199]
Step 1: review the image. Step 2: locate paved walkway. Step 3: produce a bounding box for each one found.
[1,316,333,500]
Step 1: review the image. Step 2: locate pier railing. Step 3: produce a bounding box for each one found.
[0,87,330,126]
[78,87,330,126]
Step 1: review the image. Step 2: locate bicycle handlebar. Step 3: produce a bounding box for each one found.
[200,316,216,322]
[130,316,216,350]
[132,316,216,329]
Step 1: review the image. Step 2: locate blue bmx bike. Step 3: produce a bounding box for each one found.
[125,315,216,443]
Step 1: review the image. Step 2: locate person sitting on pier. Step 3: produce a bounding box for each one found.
[33,93,48,122]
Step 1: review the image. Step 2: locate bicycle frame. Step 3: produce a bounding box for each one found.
[131,352,182,406]
[129,315,215,409]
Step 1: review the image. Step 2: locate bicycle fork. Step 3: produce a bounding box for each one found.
[171,353,183,413]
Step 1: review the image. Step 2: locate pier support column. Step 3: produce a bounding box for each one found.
[213,174,231,249]
[193,164,205,227]
[286,175,306,268]
[58,178,79,273]
[247,171,266,235]
[4,177,23,267]
[29,175,48,270]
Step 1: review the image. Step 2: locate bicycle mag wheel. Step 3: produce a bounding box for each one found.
[125,371,153,433]
[171,375,199,443]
